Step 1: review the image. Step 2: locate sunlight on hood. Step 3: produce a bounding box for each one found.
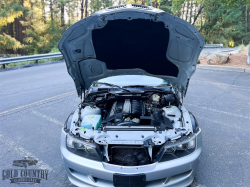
[97,75,169,87]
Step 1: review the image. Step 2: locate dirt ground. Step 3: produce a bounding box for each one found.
[199,50,250,68]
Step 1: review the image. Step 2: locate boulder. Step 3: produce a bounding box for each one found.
[206,53,229,64]
[198,52,209,64]
[199,52,210,60]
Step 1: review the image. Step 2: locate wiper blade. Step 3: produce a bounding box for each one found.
[122,85,154,88]
[97,82,131,92]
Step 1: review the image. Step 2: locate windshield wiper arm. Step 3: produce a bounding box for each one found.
[97,82,131,92]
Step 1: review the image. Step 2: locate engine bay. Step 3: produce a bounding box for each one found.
[103,94,176,130]
[68,89,195,166]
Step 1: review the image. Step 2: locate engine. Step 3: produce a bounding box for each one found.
[103,94,175,130]
[105,99,142,124]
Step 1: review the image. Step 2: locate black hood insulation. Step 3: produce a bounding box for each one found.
[92,19,178,77]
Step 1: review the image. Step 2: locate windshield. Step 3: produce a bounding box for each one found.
[96,75,170,87]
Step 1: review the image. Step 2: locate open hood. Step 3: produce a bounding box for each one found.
[58,4,204,99]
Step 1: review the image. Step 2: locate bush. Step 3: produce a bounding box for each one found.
[238,44,249,51]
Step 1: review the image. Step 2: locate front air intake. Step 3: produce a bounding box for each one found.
[111,146,150,166]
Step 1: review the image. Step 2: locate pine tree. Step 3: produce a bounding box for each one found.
[201,0,246,46]
[0,0,28,54]
[159,0,173,14]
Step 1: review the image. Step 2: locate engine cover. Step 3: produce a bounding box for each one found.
[107,99,143,122]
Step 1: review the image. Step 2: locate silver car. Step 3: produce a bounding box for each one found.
[58,4,204,187]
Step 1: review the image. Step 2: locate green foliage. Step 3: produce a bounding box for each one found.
[0,0,71,55]
[238,44,249,51]
[90,0,114,14]
[0,2,28,27]
[50,47,60,53]
[153,0,249,46]
[172,0,185,13]
[0,33,23,53]
[220,0,250,8]
[159,0,173,13]
[200,0,248,46]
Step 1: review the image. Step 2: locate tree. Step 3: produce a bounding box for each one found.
[80,0,85,19]
[85,0,88,17]
[41,0,46,23]
[201,0,246,46]
[0,0,28,54]
[220,0,249,35]
[159,0,173,14]
[60,0,65,27]
[89,0,114,14]
[0,33,23,53]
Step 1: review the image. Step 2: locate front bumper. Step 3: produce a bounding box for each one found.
[60,129,202,187]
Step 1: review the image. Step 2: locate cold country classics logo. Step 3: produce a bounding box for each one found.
[2,156,48,184]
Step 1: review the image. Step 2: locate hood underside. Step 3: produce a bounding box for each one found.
[58,4,204,98]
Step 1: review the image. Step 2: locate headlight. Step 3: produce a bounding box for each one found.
[66,134,103,161]
[176,138,195,150]
[164,138,195,155]
[156,130,200,162]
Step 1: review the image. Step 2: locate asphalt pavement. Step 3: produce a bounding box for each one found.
[0,62,249,187]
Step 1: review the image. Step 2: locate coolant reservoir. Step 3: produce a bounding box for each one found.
[162,106,181,120]
[81,115,102,130]
[81,106,101,118]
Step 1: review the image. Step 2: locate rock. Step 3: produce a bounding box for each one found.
[198,52,209,64]
[206,53,229,64]
[199,52,210,60]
